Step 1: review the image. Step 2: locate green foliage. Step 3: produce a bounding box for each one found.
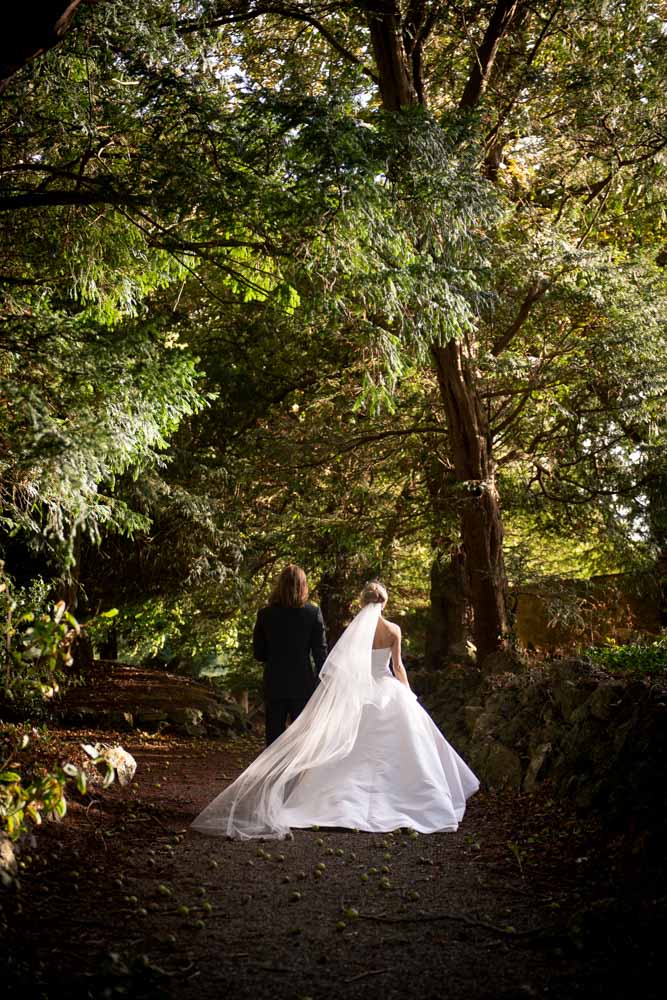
[0,564,80,713]
[0,315,208,562]
[588,636,667,676]
[301,108,497,410]
[2,0,665,679]
[100,589,262,694]
[1,1,318,570]
[99,598,193,666]
[0,724,114,846]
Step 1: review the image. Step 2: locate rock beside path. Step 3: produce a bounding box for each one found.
[415,659,667,828]
[59,661,248,737]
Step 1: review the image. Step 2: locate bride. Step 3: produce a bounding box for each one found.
[191,581,479,839]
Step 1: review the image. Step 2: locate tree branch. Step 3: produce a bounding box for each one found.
[491,277,549,357]
[459,0,523,110]
[0,0,89,93]
[402,1,443,104]
[491,386,533,436]
[484,0,563,162]
[177,3,379,85]
[278,424,447,469]
[0,189,140,211]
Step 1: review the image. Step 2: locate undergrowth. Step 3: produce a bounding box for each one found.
[588,636,667,676]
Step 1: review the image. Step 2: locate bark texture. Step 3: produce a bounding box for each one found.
[0,1,88,93]
[459,0,523,110]
[431,342,510,664]
[425,547,471,668]
[363,0,418,110]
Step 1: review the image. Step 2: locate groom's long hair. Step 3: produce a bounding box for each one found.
[269,564,309,608]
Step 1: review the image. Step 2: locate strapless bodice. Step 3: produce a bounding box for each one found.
[371,647,392,678]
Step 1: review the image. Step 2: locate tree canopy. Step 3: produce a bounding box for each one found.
[1,0,665,681]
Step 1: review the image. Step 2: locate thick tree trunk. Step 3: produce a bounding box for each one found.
[317,567,356,647]
[425,546,470,668]
[431,341,510,665]
[358,1,516,666]
[0,1,88,93]
[363,0,418,111]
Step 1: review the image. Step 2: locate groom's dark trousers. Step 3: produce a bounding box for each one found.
[253,602,328,746]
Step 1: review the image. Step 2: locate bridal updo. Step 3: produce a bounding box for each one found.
[360,580,388,607]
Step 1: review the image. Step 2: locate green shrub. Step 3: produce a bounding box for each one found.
[0,563,81,714]
[0,725,114,845]
[588,636,667,676]
[101,594,262,695]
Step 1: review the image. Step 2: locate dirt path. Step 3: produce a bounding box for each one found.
[2,727,662,999]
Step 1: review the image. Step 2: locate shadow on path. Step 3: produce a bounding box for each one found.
[3,728,663,999]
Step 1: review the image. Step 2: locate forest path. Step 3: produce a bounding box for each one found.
[4,727,659,999]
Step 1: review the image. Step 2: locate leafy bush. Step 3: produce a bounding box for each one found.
[0,564,81,714]
[204,650,263,702]
[588,636,667,676]
[101,593,262,693]
[0,725,113,845]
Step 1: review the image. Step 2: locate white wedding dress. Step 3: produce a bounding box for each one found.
[281,647,478,832]
[191,603,478,839]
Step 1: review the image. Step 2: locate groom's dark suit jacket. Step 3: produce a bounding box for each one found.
[253,603,328,700]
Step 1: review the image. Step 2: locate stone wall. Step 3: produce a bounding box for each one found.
[58,662,249,738]
[414,660,667,827]
[514,571,662,653]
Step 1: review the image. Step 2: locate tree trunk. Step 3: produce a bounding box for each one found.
[459,0,523,110]
[362,0,418,111]
[425,546,470,668]
[358,2,516,667]
[0,1,88,93]
[317,567,356,647]
[431,341,510,665]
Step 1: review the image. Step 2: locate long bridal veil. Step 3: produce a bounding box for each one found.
[191,601,382,839]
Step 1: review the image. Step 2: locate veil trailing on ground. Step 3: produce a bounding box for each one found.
[191,601,382,839]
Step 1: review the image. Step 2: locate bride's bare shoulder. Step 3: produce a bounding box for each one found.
[372,616,398,647]
[380,618,401,638]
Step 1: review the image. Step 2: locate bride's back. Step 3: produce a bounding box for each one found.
[372,615,399,650]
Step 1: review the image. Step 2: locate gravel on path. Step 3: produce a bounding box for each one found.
[2,727,663,1000]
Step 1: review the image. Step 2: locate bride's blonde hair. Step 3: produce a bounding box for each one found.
[360,580,388,606]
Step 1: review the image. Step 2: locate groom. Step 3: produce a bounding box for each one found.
[253,564,328,745]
